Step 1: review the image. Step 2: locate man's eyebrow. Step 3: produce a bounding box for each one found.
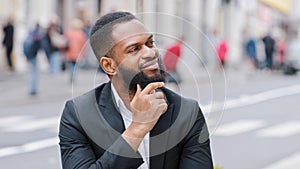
[124,34,154,50]
[147,34,153,40]
[125,42,139,51]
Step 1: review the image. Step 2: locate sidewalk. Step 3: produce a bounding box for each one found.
[0,69,109,108]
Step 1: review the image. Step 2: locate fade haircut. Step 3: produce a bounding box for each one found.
[90,11,137,61]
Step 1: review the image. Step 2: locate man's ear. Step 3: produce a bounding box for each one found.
[100,56,117,76]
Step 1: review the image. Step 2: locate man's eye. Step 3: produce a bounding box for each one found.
[128,47,139,53]
[147,40,155,47]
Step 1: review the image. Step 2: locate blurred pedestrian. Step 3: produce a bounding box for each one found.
[217,38,228,68]
[163,39,182,84]
[276,37,286,68]
[81,18,93,70]
[262,33,275,70]
[64,19,87,83]
[41,21,67,74]
[2,18,14,71]
[245,36,258,69]
[83,18,92,37]
[23,23,42,95]
[283,35,300,75]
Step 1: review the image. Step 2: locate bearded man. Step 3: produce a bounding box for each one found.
[59,11,213,169]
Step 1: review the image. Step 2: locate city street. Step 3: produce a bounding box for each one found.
[1,0,300,168]
[0,65,300,169]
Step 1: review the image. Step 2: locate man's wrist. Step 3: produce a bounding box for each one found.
[121,123,148,152]
[124,122,149,139]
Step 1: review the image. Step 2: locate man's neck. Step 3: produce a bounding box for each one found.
[111,81,134,111]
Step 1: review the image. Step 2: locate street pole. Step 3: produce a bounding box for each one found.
[136,0,144,21]
[199,0,207,63]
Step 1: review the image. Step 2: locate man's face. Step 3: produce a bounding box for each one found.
[109,20,165,92]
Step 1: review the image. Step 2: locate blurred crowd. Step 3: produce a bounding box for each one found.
[1,16,300,96]
[203,27,300,76]
[1,16,94,95]
[241,30,300,75]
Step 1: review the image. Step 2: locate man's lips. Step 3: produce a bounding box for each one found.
[140,59,159,71]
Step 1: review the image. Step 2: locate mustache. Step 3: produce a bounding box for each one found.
[138,55,160,70]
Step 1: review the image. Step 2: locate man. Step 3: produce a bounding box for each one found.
[59,11,213,169]
[245,36,258,69]
[23,23,42,95]
[262,33,275,70]
[2,18,14,71]
[64,19,87,82]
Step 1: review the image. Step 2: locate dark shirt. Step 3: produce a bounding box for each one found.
[262,35,275,54]
[2,23,14,48]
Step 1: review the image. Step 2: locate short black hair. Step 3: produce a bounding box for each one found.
[90,11,137,61]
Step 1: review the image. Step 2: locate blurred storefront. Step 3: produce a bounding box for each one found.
[260,0,291,14]
[0,0,102,72]
[1,0,300,71]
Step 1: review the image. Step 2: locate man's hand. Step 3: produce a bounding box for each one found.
[122,82,168,151]
[130,82,168,128]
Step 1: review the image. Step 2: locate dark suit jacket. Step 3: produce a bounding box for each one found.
[59,82,213,169]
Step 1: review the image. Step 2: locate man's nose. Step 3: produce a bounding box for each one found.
[140,45,156,59]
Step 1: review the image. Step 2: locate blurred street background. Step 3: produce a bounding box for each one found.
[1,0,300,169]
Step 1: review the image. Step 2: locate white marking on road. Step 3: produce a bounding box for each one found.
[3,117,59,132]
[0,137,58,158]
[257,121,300,138]
[46,126,60,134]
[262,151,300,169]
[0,116,33,127]
[202,84,300,114]
[214,120,266,136]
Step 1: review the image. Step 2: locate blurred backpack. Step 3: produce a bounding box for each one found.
[23,27,42,60]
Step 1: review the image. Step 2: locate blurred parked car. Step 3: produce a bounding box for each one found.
[283,38,300,75]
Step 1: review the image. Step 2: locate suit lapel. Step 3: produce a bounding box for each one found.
[98,82,125,140]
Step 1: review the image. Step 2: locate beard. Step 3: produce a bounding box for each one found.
[129,69,166,92]
[118,57,166,95]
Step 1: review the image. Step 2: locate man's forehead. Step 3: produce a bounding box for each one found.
[112,19,150,41]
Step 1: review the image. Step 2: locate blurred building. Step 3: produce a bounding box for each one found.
[0,0,299,71]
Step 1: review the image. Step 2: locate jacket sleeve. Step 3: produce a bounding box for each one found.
[179,106,214,169]
[59,101,144,169]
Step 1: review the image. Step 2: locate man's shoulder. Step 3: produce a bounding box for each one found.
[62,82,109,116]
[61,82,109,124]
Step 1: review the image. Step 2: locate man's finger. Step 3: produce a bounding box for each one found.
[133,84,142,98]
[158,102,168,114]
[151,98,166,105]
[141,82,164,95]
[150,92,164,99]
